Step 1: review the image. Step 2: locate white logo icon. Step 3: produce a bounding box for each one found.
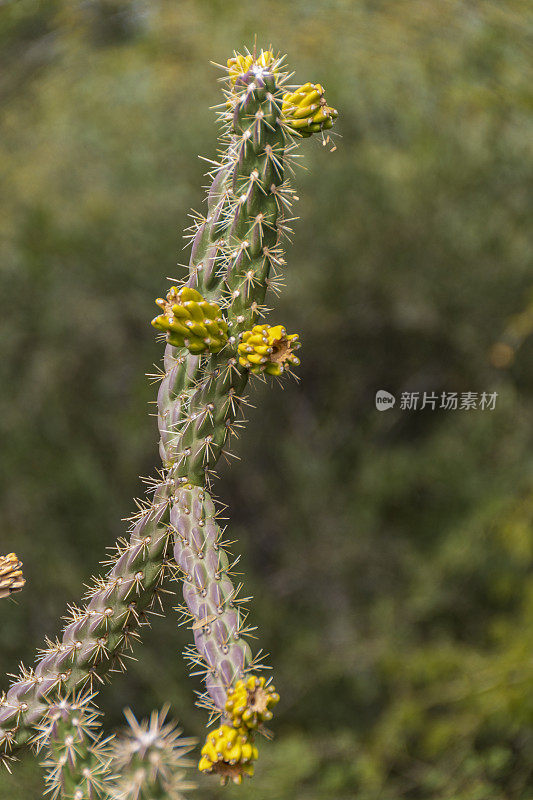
[375,390,396,410]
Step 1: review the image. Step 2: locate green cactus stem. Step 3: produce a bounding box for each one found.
[156,49,336,780]
[158,55,297,489]
[108,707,195,800]
[37,693,113,800]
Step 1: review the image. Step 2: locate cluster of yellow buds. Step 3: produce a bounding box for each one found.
[198,724,258,785]
[238,324,300,376]
[151,286,228,355]
[227,49,275,86]
[0,553,25,599]
[282,82,338,137]
[225,675,280,730]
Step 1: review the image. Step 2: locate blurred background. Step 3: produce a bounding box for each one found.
[1,1,532,797]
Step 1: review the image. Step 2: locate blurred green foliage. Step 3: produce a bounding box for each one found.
[1,1,532,797]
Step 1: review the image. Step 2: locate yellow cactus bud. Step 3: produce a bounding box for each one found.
[225,675,280,730]
[198,724,257,785]
[0,553,25,599]
[282,82,338,137]
[151,286,228,354]
[227,49,276,86]
[238,324,300,376]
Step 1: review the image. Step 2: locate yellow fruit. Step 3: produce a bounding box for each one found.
[151,286,228,354]
[238,325,300,376]
[199,723,257,785]
[282,82,338,137]
[225,675,280,730]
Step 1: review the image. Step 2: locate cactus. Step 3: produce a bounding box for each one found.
[108,708,195,799]
[157,47,336,781]
[0,45,337,791]
[0,482,173,757]
[36,693,114,799]
[36,694,195,799]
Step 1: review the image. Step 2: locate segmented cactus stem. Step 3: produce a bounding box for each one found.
[108,707,196,800]
[154,50,337,780]
[37,692,114,800]
[171,484,259,715]
[0,481,173,760]
[158,56,296,487]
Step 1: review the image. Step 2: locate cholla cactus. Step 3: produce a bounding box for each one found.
[36,693,114,799]
[0,45,337,791]
[36,695,195,799]
[0,553,25,599]
[157,46,336,781]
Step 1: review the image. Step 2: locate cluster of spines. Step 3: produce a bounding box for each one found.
[108,707,195,799]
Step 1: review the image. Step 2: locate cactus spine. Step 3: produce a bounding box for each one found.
[0,46,337,789]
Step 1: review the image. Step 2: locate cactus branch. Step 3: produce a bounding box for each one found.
[37,693,114,800]
[108,707,196,800]
[0,481,172,758]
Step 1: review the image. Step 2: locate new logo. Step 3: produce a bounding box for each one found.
[375,390,396,410]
